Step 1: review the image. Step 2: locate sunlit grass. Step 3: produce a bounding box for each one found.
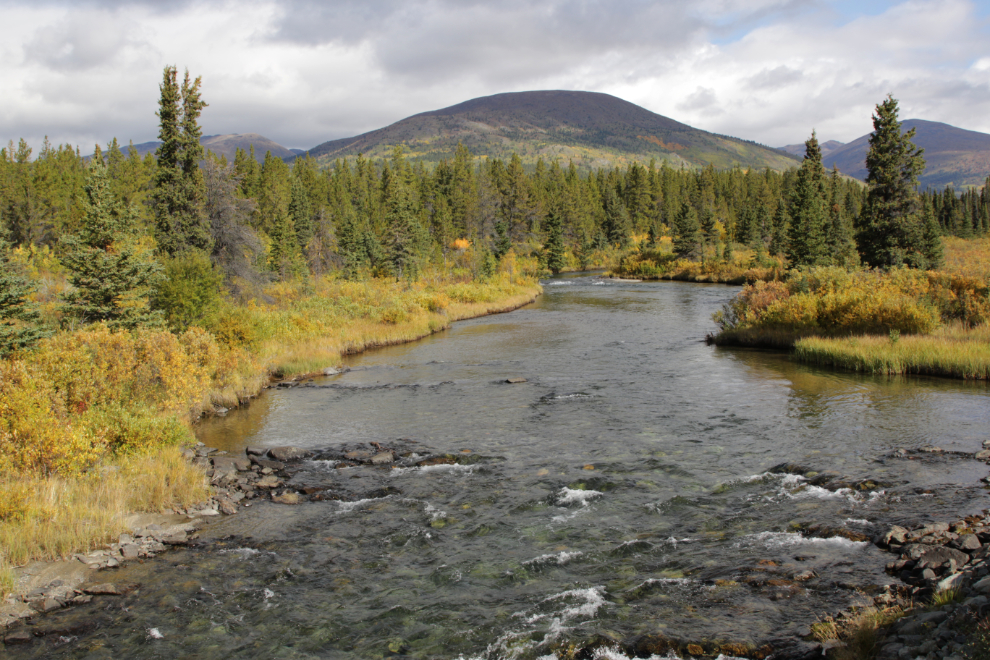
[795,323,990,379]
[0,448,209,597]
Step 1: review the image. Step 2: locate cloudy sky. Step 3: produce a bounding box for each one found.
[2,0,988,154]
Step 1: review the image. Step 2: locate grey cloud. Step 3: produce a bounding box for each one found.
[745,65,803,91]
[678,86,718,112]
[24,12,135,71]
[267,0,807,84]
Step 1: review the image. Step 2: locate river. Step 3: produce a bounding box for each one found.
[11,274,990,659]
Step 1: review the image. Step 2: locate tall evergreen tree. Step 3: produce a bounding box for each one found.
[787,131,829,266]
[602,185,631,247]
[62,161,162,328]
[857,94,927,268]
[153,66,211,256]
[672,200,701,258]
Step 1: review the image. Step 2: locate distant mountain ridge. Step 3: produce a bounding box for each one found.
[776,139,845,159]
[299,90,800,171]
[821,120,990,189]
[120,133,294,163]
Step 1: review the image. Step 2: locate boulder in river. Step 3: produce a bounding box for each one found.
[268,446,310,462]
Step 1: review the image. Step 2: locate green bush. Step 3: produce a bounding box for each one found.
[153,251,226,331]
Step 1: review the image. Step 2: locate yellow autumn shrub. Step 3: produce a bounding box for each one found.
[0,360,97,474]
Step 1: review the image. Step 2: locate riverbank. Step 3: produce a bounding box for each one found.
[710,267,990,380]
[0,273,542,600]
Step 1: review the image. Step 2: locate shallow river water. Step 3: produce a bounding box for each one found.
[13,275,990,659]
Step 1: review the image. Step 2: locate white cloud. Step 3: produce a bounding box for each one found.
[0,0,987,153]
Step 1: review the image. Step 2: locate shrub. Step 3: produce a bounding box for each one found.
[153,250,226,331]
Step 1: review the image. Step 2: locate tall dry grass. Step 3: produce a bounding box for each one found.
[0,448,209,580]
[795,323,990,379]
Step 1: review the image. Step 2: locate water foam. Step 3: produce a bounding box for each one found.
[425,503,447,522]
[785,485,861,503]
[557,487,604,507]
[387,463,476,477]
[736,531,868,549]
[524,550,583,567]
[147,628,164,639]
[307,459,340,470]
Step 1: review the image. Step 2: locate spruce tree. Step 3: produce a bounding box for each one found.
[857,94,927,268]
[602,185,631,247]
[787,131,829,266]
[0,239,49,355]
[153,66,211,257]
[672,200,701,259]
[62,160,162,328]
[289,175,313,251]
[543,205,566,274]
[383,149,426,281]
[770,200,790,256]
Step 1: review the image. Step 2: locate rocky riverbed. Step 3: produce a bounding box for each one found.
[5,438,990,659]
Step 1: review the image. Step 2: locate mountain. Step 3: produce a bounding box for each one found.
[776,139,844,159]
[299,90,800,171]
[823,120,990,189]
[118,133,294,163]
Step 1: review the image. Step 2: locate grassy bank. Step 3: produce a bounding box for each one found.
[710,255,990,379]
[794,324,990,379]
[0,271,541,595]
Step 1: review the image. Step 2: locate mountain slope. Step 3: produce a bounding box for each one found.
[120,133,294,163]
[301,90,800,171]
[777,139,844,159]
[823,120,990,189]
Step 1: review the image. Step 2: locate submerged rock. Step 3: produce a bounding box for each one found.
[271,492,302,505]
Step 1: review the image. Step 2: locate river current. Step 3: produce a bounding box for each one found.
[12,274,990,659]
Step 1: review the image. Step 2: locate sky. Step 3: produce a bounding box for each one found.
[2,0,989,154]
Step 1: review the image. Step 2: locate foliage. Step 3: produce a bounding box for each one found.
[153,66,211,256]
[61,160,163,329]
[787,132,830,266]
[857,95,932,269]
[153,250,226,331]
[0,238,49,355]
[712,268,956,345]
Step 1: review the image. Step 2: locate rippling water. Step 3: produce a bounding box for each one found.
[13,275,990,659]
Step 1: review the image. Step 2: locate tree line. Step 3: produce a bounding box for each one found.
[2,71,988,354]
